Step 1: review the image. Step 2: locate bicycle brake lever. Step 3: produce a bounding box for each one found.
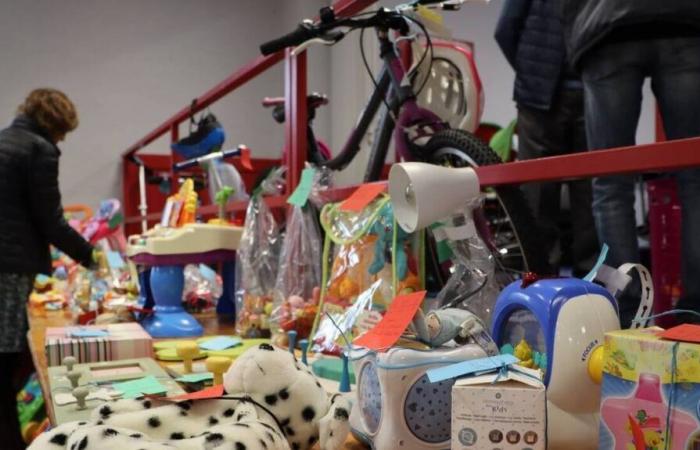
[291,31,344,56]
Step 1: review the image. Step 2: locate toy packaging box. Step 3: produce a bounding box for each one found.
[599,327,700,450]
[45,322,153,366]
[452,368,546,450]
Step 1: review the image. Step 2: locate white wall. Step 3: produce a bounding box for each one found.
[0,0,329,207]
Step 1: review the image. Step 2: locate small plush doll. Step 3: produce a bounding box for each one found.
[30,343,352,450]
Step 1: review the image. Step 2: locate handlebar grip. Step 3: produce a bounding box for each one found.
[173,147,243,172]
[173,159,198,172]
[260,24,315,56]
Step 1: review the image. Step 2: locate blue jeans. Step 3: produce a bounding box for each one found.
[581,36,700,324]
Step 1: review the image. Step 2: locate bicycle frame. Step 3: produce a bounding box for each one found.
[322,27,447,181]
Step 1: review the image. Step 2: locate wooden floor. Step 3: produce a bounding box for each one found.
[26,307,367,449]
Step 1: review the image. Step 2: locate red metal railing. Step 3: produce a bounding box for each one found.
[121,0,377,234]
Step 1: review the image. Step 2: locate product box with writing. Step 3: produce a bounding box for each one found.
[45,322,153,366]
[452,366,545,450]
[599,326,700,450]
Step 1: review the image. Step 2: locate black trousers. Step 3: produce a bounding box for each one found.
[0,352,29,450]
[517,88,599,277]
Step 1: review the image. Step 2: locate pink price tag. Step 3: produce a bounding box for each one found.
[353,291,426,351]
[339,183,386,212]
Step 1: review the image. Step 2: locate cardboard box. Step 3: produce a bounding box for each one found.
[45,322,153,366]
[452,367,545,450]
[599,327,700,450]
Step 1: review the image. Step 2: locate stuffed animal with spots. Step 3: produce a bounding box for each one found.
[29,343,351,450]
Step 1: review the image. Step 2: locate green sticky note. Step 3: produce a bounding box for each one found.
[287,168,315,207]
[176,372,214,383]
[113,376,166,398]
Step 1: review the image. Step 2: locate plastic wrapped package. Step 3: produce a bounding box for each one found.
[432,197,501,326]
[206,157,249,206]
[182,264,223,313]
[269,169,329,343]
[235,167,285,338]
[311,194,423,354]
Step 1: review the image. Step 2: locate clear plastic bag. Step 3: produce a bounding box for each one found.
[235,167,285,338]
[432,197,500,326]
[311,194,423,354]
[269,169,328,341]
[206,157,249,205]
[182,264,223,312]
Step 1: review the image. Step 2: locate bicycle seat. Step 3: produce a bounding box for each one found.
[262,93,328,123]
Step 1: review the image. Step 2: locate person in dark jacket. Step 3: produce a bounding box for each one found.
[0,88,95,449]
[561,0,700,326]
[495,0,598,277]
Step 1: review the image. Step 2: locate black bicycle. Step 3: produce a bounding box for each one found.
[260,1,547,281]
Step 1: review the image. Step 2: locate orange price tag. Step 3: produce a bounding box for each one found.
[339,183,386,212]
[659,324,700,344]
[160,384,224,402]
[353,291,426,351]
[239,146,253,172]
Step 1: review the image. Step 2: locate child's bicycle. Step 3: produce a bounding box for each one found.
[260,1,546,281]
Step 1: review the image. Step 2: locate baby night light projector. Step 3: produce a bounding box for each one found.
[348,311,498,450]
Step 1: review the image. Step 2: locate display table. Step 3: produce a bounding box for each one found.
[26,307,366,449]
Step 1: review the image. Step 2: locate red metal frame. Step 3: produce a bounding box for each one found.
[120,0,377,234]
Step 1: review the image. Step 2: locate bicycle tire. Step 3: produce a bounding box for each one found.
[422,129,548,279]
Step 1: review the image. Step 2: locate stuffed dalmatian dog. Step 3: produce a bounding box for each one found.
[30,343,352,450]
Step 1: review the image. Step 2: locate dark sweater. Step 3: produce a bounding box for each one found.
[0,116,93,274]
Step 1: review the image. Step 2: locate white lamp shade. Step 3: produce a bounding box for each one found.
[388,162,480,232]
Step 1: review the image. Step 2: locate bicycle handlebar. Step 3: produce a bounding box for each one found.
[172,146,246,172]
[260,9,409,56]
[260,24,316,56]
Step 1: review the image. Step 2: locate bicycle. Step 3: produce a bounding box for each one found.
[260,1,546,281]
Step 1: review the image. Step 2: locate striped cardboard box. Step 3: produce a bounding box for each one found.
[45,322,153,366]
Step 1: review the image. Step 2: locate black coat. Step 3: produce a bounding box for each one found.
[0,116,93,275]
[495,0,571,110]
[561,0,700,70]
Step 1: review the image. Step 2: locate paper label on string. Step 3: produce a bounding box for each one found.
[660,324,700,344]
[176,373,214,383]
[353,291,426,351]
[199,336,242,351]
[426,354,519,383]
[68,327,109,338]
[584,243,609,282]
[339,183,386,212]
[239,146,253,171]
[287,167,316,207]
[163,384,224,402]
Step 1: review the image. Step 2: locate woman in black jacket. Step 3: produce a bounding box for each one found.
[0,88,95,449]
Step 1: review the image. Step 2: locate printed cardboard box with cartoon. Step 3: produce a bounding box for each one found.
[599,327,700,450]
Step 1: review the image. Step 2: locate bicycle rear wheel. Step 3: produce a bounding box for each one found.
[422,129,547,283]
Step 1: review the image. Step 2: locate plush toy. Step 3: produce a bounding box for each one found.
[30,343,351,450]
[368,203,409,281]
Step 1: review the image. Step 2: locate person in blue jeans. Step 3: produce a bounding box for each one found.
[561,0,700,326]
[495,0,599,278]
